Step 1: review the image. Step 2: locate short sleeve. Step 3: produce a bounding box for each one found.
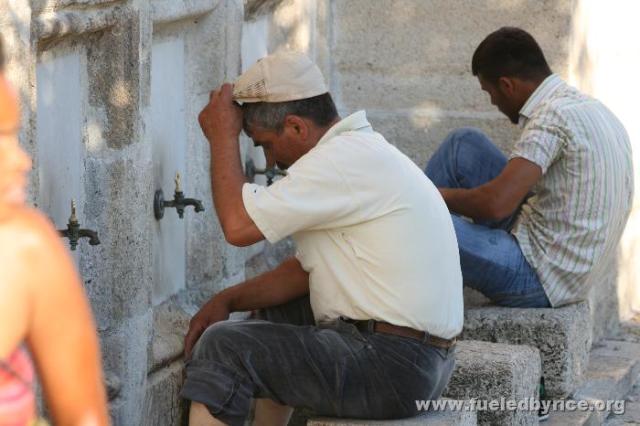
[510,115,567,174]
[241,150,359,243]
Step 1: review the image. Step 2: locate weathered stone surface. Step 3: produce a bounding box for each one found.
[245,238,296,278]
[462,302,591,398]
[545,339,640,425]
[586,254,622,343]
[571,340,640,424]
[148,299,191,374]
[142,361,186,426]
[104,371,122,401]
[151,0,222,24]
[463,288,491,308]
[443,340,541,425]
[307,401,477,426]
[184,0,245,298]
[364,110,521,167]
[605,376,640,425]
[82,153,154,330]
[331,0,573,112]
[244,0,285,21]
[30,0,121,15]
[100,311,153,426]
[546,410,593,426]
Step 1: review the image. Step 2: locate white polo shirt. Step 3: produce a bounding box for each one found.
[242,111,463,339]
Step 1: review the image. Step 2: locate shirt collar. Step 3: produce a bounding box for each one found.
[316,110,372,146]
[518,74,564,127]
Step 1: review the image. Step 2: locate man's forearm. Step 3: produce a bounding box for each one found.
[209,136,247,230]
[440,187,500,221]
[216,257,310,312]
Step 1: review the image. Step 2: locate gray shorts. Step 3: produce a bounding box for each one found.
[181,296,455,426]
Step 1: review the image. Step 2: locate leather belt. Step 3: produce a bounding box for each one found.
[344,318,457,349]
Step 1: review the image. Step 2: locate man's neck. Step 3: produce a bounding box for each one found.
[518,74,551,107]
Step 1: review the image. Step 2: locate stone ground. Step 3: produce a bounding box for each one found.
[604,314,640,425]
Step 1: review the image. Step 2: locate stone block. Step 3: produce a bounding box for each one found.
[307,401,477,425]
[142,361,186,426]
[462,303,592,398]
[443,340,541,425]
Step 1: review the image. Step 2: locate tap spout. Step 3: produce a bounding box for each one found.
[78,229,101,246]
[182,197,205,213]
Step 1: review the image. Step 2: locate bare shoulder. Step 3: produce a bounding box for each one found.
[0,209,59,356]
[0,207,58,239]
[0,208,64,262]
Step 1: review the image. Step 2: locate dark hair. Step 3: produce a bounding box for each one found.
[472,27,551,83]
[242,92,338,134]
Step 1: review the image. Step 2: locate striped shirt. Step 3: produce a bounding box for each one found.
[510,74,634,307]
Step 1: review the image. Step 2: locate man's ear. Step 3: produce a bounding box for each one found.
[284,115,309,141]
[497,76,516,96]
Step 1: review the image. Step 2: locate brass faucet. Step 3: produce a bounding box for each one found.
[57,200,101,251]
[245,159,287,186]
[154,173,205,220]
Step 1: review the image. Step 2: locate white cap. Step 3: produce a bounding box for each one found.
[233,51,328,103]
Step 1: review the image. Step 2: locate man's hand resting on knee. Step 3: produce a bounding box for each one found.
[184,257,310,357]
[184,296,231,357]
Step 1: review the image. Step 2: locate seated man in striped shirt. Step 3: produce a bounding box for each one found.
[425,27,633,308]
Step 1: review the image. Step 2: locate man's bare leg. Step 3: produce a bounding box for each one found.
[189,402,227,426]
[253,398,294,426]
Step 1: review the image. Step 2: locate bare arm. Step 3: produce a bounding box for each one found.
[198,84,263,247]
[184,257,309,356]
[440,158,542,221]
[23,210,109,425]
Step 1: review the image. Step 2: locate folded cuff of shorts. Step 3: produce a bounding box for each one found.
[180,359,253,426]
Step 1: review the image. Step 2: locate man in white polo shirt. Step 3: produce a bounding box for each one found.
[181,51,463,426]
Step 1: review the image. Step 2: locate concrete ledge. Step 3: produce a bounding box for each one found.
[462,302,591,397]
[307,400,477,426]
[443,340,541,425]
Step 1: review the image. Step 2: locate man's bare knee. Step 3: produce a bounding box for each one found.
[188,401,227,426]
[254,398,294,426]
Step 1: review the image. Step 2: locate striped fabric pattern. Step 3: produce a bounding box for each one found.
[510,74,634,307]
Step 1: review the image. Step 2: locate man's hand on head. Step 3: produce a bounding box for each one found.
[198,83,243,144]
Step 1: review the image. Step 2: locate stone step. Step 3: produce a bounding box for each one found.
[544,339,640,425]
[461,302,591,398]
[605,375,640,425]
[307,400,476,425]
[443,340,541,425]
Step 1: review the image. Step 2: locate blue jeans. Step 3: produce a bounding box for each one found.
[425,127,551,308]
[181,297,455,426]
